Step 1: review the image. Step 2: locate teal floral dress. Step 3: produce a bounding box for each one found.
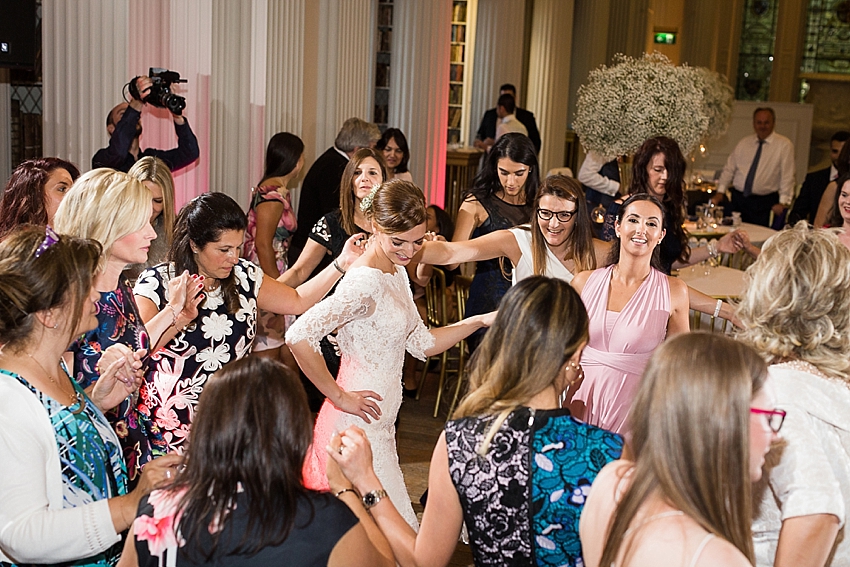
[0,368,128,567]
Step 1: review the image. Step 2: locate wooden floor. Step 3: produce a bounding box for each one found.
[396,366,474,567]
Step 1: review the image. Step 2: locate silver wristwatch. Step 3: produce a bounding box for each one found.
[361,489,388,510]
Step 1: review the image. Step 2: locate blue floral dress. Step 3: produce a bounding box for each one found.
[70,279,164,485]
[0,368,128,567]
[132,260,261,456]
[445,407,623,566]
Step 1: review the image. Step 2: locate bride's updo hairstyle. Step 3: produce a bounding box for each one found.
[362,179,427,234]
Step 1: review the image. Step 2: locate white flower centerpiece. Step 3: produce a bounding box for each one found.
[574,53,733,161]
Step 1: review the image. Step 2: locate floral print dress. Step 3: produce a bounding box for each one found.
[132,260,262,455]
[243,184,298,350]
[70,279,164,485]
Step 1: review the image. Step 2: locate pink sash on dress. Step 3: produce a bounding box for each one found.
[572,265,670,433]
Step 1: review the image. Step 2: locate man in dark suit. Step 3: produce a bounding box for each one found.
[287,117,380,265]
[474,83,541,154]
[789,130,849,225]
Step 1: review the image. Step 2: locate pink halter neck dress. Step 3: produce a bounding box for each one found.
[572,265,671,434]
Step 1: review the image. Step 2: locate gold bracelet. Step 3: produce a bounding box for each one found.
[334,487,359,499]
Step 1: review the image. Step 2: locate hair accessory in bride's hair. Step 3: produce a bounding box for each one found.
[359,184,381,213]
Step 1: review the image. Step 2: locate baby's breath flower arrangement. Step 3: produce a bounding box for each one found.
[693,66,734,142]
[574,53,728,160]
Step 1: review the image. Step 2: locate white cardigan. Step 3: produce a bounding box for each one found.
[0,374,120,563]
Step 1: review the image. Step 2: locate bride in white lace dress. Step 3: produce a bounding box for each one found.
[287,179,493,529]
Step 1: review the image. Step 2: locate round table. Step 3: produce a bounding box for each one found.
[677,264,746,299]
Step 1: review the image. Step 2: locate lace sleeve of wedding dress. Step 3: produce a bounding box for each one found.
[285,267,380,353]
[405,318,435,361]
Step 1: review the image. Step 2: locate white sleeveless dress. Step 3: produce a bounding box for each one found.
[509,226,575,284]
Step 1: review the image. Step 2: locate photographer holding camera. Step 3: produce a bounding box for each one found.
[92,71,199,173]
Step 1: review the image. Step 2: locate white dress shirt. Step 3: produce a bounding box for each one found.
[495,114,528,142]
[578,151,620,197]
[717,132,796,205]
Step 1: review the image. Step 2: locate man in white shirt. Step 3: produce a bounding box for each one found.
[494,93,528,143]
[717,107,796,227]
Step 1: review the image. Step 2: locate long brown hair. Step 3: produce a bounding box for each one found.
[172,357,314,560]
[454,277,588,452]
[170,193,247,314]
[0,157,80,239]
[630,136,690,264]
[339,148,387,235]
[599,333,765,566]
[826,146,850,227]
[530,175,596,276]
[0,225,101,348]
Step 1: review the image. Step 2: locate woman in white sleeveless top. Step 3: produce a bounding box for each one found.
[420,175,607,284]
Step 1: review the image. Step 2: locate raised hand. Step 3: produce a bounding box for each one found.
[333,389,383,424]
[337,233,367,271]
[91,347,146,411]
[327,426,379,490]
[166,270,204,327]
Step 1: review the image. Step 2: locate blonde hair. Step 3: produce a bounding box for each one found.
[53,168,151,272]
[737,222,850,380]
[128,156,176,246]
[453,276,588,453]
[600,333,765,566]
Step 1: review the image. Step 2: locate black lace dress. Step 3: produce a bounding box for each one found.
[445,407,623,566]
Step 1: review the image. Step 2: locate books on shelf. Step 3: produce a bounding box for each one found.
[452,2,467,22]
[450,44,465,63]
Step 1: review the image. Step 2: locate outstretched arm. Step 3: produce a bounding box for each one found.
[417,229,520,267]
[258,233,364,315]
[425,312,494,356]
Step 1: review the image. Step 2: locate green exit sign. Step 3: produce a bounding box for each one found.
[654,32,677,45]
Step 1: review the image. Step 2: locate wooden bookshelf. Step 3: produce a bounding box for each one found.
[374,0,393,130]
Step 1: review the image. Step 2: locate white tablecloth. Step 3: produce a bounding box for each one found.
[685,222,778,246]
[677,264,746,299]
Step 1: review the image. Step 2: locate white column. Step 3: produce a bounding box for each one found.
[527,0,574,174]
[390,0,452,205]
[469,0,526,142]
[43,0,129,170]
[265,0,305,137]
[311,0,375,157]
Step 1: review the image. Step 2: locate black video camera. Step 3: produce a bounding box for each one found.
[129,68,187,115]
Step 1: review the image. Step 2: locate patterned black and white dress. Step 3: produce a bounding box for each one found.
[445,407,623,566]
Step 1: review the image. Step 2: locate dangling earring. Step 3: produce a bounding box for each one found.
[567,360,583,387]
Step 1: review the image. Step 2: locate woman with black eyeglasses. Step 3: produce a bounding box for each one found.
[419,175,607,285]
[737,223,850,567]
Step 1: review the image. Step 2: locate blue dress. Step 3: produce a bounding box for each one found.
[445,407,623,566]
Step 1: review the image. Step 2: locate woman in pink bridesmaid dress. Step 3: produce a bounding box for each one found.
[569,194,690,433]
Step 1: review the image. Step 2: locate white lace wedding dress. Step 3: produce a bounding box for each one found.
[286,264,434,530]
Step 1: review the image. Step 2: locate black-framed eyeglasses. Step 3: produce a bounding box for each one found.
[537,208,576,223]
[750,407,786,433]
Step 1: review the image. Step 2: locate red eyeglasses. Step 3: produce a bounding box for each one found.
[750,408,786,433]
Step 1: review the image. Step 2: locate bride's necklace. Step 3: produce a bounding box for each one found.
[26,353,86,414]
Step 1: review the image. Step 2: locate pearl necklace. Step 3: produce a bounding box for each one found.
[26,353,86,414]
[773,359,830,380]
